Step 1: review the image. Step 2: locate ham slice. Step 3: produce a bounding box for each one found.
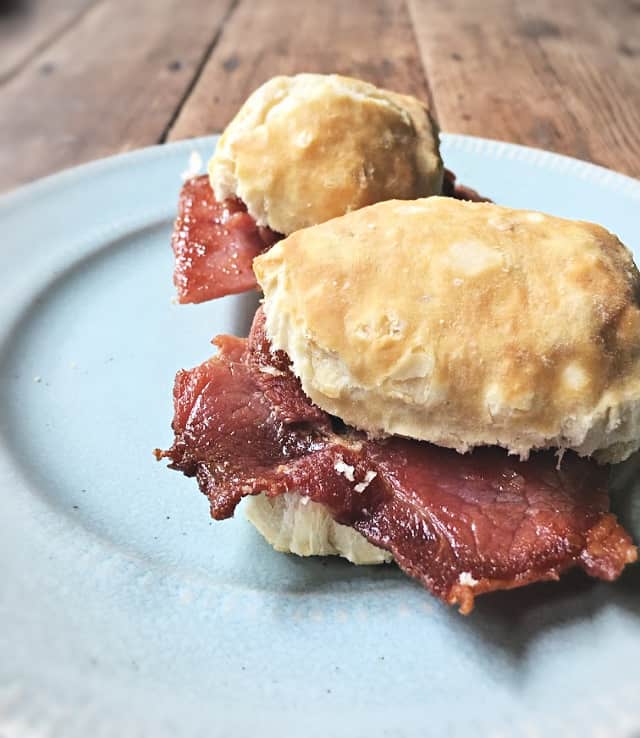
[171,172,488,304]
[157,310,637,612]
[172,176,280,304]
[442,168,491,202]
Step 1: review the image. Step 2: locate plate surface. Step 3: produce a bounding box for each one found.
[1,136,640,738]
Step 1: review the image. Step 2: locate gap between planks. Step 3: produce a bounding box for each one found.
[158,0,242,143]
[165,0,432,141]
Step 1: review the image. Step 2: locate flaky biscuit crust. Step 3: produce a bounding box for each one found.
[255,197,640,462]
[209,74,443,234]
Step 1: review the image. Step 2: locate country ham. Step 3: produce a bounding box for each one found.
[442,168,492,203]
[171,173,488,304]
[156,310,637,613]
[172,176,281,304]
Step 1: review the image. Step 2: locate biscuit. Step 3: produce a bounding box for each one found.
[255,197,640,462]
[209,74,443,234]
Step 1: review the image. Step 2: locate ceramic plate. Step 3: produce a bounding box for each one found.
[1,136,639,738]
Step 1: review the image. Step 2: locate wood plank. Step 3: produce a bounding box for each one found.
[0,0,234,192]
[167,0,431,141]
[0,0,98,84]
[408,0,640,177]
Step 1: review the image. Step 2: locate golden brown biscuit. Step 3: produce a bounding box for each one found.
[254,197,640,462]
[209,74,443,235]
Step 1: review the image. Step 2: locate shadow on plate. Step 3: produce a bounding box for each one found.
[230,289,261,337]
[441,458,640,663]
[464,566,638,647]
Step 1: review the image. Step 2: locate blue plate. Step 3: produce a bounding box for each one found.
[1,136,639,738]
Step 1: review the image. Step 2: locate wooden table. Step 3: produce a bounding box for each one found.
[2,0,639,193]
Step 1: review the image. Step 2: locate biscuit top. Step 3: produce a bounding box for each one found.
[209,74,443,235]
[254,197,640,462]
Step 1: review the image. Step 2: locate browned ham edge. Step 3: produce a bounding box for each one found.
[171,172,489,304]
[156,310,637,613]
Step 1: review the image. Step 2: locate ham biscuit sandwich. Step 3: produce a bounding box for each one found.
[171,73,484,304]
[157,197,638,613]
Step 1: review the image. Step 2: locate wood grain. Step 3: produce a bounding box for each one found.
[0,0,98,83]
[409,0,640,177]
[167,0,431,141]
[1,0,639,192]
[0,0,234,192]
